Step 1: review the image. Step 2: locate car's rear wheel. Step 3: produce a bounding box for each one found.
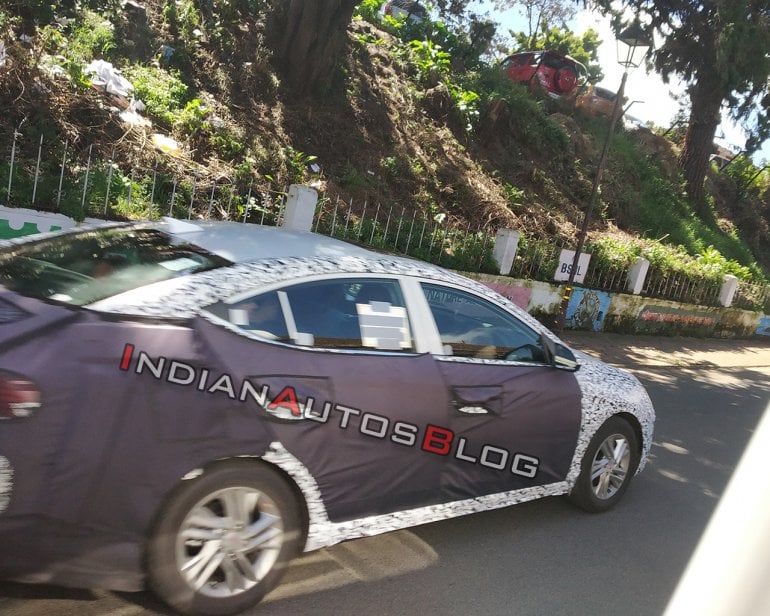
[569,416,640,512]
[146,461,302,616]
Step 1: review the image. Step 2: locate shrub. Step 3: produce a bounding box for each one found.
[64,10,117,64]
[123,65,190,128]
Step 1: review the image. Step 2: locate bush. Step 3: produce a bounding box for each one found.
[470,66,569,155]
[64,10,117,64]
[123,65,190,128]
[587,236,756,283]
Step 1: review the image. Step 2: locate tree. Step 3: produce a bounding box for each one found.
[266,0,360,96]
[433,0,474,22]
[494,0,578,49]
[590,0,770,205]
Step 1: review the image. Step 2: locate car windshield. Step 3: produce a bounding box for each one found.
[0,226,231,306]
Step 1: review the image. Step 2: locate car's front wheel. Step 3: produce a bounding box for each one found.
[569,416,640,512]
[146,461,303,616]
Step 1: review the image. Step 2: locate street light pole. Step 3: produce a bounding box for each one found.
[621,99,644,124]
[556,71,628,330]
[555,22,651,332]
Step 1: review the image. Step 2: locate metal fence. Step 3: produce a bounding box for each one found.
[733,280,770,313]
[642,268,722,307]
[3,132,770,313]
[313,198,498,273]
[582,257,630,295]
[3,130,290,225]
[509,236,563,281]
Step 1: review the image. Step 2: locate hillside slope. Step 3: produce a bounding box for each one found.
[0,2,768,280]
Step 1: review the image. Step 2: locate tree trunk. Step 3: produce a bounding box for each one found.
[678,79,723,208]
[267,0,359,96]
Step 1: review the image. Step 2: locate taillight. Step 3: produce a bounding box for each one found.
[0,374,41,419]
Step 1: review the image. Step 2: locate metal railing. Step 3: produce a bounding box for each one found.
[313,197,498,273]
[642,268,722,307]
[733,280,770,313]
[510,236,563,281]
[581,258,630,294]
[3,132,770,312]
[2,129,289,225]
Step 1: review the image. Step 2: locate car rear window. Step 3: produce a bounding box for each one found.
[0,226,231,306]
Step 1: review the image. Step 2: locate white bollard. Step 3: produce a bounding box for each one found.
[627,257,650,295]
[719,274,739,307]
[493,229,520,276]
[282,184,317,231]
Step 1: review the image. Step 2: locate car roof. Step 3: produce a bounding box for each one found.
[152,218,378,262]
[593,86,617,100]
[504,50,587,73]
[75,220,556,340]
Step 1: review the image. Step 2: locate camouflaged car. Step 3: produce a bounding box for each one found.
[0,219,655,615]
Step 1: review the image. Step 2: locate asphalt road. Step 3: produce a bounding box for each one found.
[2,358,769,616]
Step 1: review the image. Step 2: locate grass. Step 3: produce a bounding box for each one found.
[607,132,764,280]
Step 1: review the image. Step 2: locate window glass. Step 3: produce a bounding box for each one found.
[0,227,230,306]
[223,278,413,352]
[422,283,545,362]
[226,292,289,341]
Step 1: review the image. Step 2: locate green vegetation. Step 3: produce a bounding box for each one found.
[122,65,190,128]
[1,0,769,303]
[588,236,755,284]
[605,133,764,281]
[63,10,116,64]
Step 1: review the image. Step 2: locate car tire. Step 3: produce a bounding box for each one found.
[146,461,303,616]
[569,416,640,513]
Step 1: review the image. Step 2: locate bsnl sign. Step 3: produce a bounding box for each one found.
[554,249,591,284]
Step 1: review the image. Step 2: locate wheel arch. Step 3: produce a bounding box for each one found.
[251,456,311,545]
[608,413,644,455]
[147,455,311,551]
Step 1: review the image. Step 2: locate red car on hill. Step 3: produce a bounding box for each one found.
[501,50,587,99]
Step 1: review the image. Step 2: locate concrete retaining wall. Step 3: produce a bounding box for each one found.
[463,272,770,339]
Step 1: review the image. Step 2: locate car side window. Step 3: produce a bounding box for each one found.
[286,279,412,351]
[225,291,290,341]
[221,278,413,352]
[421,283,546,362]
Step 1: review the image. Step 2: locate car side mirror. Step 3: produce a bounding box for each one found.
[539,333,580,372]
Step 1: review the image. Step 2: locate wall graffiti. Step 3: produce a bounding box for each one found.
[481,282,531,310]
[0,205,69,240]
[565,288,611,331]
[637,305,718,332]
